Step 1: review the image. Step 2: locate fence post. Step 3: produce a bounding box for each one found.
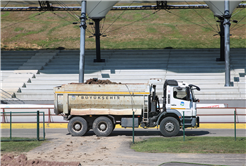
[48,108,51,123]
[2,108,5,123]
[132,111,135,144]
[183,111,185,141]
[43,112,45,140]
[10,112,12,140]
[234,109,236,141]
[37,110,40,141]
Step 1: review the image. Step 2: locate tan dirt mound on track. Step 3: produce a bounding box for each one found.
[1,154,80,166]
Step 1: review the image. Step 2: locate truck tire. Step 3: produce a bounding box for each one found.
[93,116,113,137]
[68,117,88,136]
[160,117,180,137]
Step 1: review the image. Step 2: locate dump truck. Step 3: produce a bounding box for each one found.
[54,79,200,137]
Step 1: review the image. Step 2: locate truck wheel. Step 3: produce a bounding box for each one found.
[93,116,113,137]
[68,117,88,136]
[160,117,179,137]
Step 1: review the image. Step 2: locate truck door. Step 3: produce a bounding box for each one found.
[170,87,192,116]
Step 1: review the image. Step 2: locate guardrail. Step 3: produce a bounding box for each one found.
[1,107,57,123]
[0,106,245,123]
[196,107,246,123]
[1,111,45,141]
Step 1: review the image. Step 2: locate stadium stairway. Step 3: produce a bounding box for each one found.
[0,50,59,103]
[1,49,245,104]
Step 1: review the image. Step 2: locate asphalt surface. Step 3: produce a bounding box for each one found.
[1,128,246,138]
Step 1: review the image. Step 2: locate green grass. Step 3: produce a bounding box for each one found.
[1,3,245,50]
[1,138,46,153]
[1,11,10,17]
[14,27,24,32]
[6,24,49,42]
[131,137,246,153]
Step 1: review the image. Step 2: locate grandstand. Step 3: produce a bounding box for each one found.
[1,49,245,106]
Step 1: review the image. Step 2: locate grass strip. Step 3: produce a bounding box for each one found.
[131,137,246,154]
[1,6,245,50]
[1,137,46,153]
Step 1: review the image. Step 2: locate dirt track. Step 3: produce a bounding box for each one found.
[25,132,145,165]
[2,129,246,166]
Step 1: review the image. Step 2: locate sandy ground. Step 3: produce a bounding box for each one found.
[26,132,145,165]
[2,129,246,166]
[22,130,246,166]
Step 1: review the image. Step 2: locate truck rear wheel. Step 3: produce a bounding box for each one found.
[160,117,179,137]
[68,117,88,136]
[93,116,113,137]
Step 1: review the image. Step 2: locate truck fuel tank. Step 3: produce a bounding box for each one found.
[54,83,150,116]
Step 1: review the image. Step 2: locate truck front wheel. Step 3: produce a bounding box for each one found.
[160,117,180,137]
[68,117,88,136]
[93,116,113,137]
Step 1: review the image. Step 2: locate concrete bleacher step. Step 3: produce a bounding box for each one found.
[2,49,245,102]
[1,71,36,98]
[1,55,33,59]
[15,93,53,100]
[42,66,103,70]
[195,95,242,100]
[18,52,58,70]
[35,74,96,79]
[25,83,62,89]
[1,50,56,101]
[18,89,53,94]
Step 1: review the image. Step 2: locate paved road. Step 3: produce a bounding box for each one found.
[1,128,246,138]
[56,128,246,137]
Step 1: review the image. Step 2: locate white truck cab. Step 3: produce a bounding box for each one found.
[166,81,200,117]
[160,80,200,133]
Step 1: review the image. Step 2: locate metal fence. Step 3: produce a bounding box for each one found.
[1,111,45,141]
[197,107,246,123]
[1,106,245,124]
[1,106,65,123]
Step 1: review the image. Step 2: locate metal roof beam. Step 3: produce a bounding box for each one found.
[1,3,245,12]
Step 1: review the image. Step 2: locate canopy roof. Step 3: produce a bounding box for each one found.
[1,0,204,6]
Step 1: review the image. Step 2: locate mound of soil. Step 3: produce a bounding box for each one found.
[1,154,80,166]
[85,78,120,84]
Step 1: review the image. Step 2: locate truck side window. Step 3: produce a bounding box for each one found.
[173,87,189,101]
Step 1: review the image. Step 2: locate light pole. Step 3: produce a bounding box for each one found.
[79,0,86,83]
[224,0,231,87]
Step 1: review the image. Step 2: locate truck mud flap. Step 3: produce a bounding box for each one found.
[196,117,200,127]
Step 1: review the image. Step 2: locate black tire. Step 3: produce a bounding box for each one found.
[93,116,113,137]
[68,117,88,136]
[160,117,180,137]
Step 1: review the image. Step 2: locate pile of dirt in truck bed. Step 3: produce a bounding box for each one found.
[85,78,120,84]
[1,154,80,166]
